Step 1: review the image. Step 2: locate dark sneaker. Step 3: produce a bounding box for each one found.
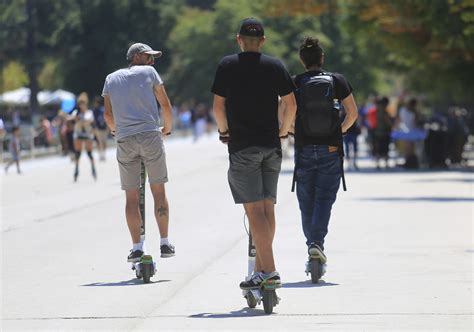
[74,169,79,182]
[308,243,327,263]
[92,167,97,180]
[127,249,144,262]
[239,271,281,290]
[160,244,175,258]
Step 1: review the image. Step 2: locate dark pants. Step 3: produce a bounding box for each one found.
[295,145,342,249]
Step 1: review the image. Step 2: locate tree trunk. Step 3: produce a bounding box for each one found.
[26,0,39,117]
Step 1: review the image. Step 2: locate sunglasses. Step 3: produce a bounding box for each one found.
[142,53,154,61]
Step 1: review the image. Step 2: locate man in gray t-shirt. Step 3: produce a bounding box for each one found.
[102,42,175,262]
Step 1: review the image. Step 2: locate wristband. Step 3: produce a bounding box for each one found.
[219,135,230,143]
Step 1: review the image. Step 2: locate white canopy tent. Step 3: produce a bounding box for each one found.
[0,87,75,106]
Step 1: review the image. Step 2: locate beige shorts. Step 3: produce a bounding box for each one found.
[95,129,108,144]
[116,131,168,190]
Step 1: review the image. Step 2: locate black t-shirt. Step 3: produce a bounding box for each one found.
[211,52,295,154]
[293,70,353,147]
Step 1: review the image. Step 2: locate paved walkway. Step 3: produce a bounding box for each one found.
[1,135,473,331]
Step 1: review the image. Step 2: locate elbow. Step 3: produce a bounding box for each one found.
[353,111,359,121]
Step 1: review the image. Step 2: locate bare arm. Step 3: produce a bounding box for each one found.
[213,94,228,133]
[153,84,173,135]
[103,95,115,133]
[279,92,297,137]
[341,93,358,133]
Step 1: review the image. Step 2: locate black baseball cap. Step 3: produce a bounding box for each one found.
[239,18,264,37]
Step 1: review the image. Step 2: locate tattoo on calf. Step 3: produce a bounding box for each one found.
[157,206,168,217]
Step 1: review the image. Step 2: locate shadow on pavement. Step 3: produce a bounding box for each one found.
[410,177,474,183]
[282,280,339,288]
[189,308,268,318]
[81,279,171,287]
[281,166,474,176]
[358,196,473,203]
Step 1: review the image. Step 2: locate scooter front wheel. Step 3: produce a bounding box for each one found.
[245,291,257,308]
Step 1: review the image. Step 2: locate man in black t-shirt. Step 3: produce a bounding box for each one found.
[211,18,296,290]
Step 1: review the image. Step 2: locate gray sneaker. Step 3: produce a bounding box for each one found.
[127,249,144,263]
[160,244,175,258]
[308,243,327,263]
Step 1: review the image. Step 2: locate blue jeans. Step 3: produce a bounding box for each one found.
[295,145,342,249]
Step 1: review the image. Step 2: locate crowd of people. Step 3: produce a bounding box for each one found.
[1,94,472,177]
[343,95,472,170]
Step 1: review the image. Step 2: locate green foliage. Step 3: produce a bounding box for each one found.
[0,62,29,93]
[343,0,474,104]
[54,0,184,98]
[166,0,262,104]
[38,59,63,90]
[2,0,472,111]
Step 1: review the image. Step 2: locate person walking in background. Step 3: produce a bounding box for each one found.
[396,97,423,168]
[191,103,209,142]
[373,96,393,169]
[292,37,358,273]
[102,42,175,262]
[71,93,97,182]
[343,111,361,170]
[212,18,297,290]
[37,116,53,148]
[0,118,5,158]
[92,96,109,161]
[4,126,22,174]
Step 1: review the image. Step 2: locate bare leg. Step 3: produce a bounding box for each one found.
[125,189,141,243]
[254,199,276,272]
[5,160,13,172]
[263,199,276,241]
[150,183,169,238]
[15,160,21,173]
[244,200,276,273]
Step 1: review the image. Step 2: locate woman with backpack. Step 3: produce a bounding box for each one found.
[292,37,358,277]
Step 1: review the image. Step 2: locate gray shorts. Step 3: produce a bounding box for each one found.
[116,131,168,190]
[228,146,282,204]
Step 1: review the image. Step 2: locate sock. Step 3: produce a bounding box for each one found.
[132,242,143,252]
[160,237,170,246]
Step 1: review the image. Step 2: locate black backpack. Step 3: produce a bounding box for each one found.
[297,71,340,137]
[291,71,347,193]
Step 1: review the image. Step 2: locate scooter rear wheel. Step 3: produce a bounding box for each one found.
[310,259,323,283]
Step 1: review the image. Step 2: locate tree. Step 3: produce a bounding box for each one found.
[166,0,268,104]
[54,0,184,99]
[343,0,474,104]
[0,0,73,114]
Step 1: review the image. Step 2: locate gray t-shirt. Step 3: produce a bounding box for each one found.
[102,65,163,139]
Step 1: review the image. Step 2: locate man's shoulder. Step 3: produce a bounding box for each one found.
[260,53,280,63]
[218,54,239,66]
[130,65,159,77]
[106,68,127,80]
[330,72,348,83]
